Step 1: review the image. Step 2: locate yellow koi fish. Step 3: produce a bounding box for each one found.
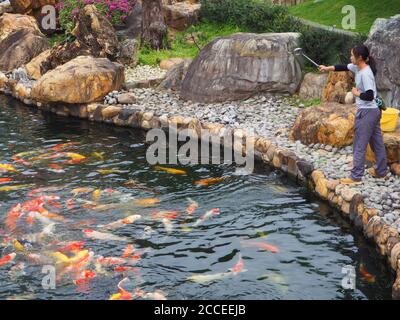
[154,166,187,175]
[0,164,19,173]
[134,198,160,207]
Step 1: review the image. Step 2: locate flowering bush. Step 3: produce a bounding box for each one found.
[56,0,136,33]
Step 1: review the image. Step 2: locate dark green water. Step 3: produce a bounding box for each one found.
[0,95,394,300]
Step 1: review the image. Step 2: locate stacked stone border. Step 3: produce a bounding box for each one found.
[1,72,400,299]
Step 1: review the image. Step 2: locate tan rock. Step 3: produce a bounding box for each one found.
[289,102,356,147]
[25,48,51,80]
[326,179,340,191]
[299,72,328,100]
[322,71,354,103]
[344,91,355,104]
[116,92,137,105]
[162,1,200,31]
[160,58,185,70]
[0,71,7,88]
[30,56,125,104]
[0,13,42,41]
[0,28,49,72]
[340,187,357,202]
[102,106,121,119]
[367,129,400,165]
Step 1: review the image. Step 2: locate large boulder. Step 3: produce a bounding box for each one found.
[299,72,328,100]
[365,15,400,108]
[181,32,302,103]
[158,58,192,91]
[0,13,42,41]
[25,48,51,80]
[366,122,400,165]
[289,102,356,147]
[30,56,125,104]
[322,71,354,104]
[162,0,201,31]
[9,0,56,13]
[0,28,49,72]
[40,5,120,75]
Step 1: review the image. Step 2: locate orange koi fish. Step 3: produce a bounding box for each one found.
[241,241,280,253]
[194,177,226,186]
[48,142,79,151]
[58,241,86,253]
[0,178,12,184]
[0,253,16,267]
[73,270,96,285]
[134,198,160,207]
[122,244,134,258]
[151,210,180,220]
[229,254,247,275]
[97,256,126,266]
[359,263,376,283]
[109,278,133,300]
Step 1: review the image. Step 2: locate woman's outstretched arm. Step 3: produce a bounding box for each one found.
[319,65,349,72]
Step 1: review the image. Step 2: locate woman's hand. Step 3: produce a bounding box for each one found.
[319,65,330,72]
[351,87,361,97]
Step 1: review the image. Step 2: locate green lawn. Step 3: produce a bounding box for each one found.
[139,22,245,65]
[289,0,400,34]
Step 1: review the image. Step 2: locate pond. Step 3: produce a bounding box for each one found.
[0,95,393,300]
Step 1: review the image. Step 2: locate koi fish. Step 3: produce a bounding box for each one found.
[0,163,19,173]
[229,254,247,275]
[71,187,94,196]
[109,278,133,300]
[64,152,86,164]
[97,214,141,230]
[187,272,232,283]
[134,198,160,207]
[73,270,96,285]
[97,256,127,265]
[185,198,199,215]
[47,163,65,173]
[97,169,123,175]
[114,266,138,273]
[122,244,134,258]
[154,166,187,175]
[57,241,86,253]
[0,184,33,192]
[91,152,105,161]
[135,288,167,300]
[51,250,89,266]
[194,177,226,186]
[151,210,180,220]
[162,218,173,234]
[0,253,16,266]
[82,229,128,242]
[193,208,220,226]
[11,155,32,166]
[92,189,101,202]
[0,178,12,184]
[359,263,376,283]
[240,241,280,253]
[48,142,79,151]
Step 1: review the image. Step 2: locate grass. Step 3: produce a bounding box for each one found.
[289,0,400,34]
[139,21,245,65]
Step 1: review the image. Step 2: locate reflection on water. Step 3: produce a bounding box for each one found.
[0,95,393,300]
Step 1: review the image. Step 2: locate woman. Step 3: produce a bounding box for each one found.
[319,44,388,185]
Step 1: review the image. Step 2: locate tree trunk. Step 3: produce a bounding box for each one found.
[141,0,168,50]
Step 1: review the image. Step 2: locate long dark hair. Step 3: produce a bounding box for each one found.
[352,44,377,75]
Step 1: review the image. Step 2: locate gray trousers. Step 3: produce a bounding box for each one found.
[350,108,388,180]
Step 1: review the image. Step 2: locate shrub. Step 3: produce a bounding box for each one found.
[56,0,135,33]
[200,0,302,33]
[299,27,368,66]
[200,0,368,66]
